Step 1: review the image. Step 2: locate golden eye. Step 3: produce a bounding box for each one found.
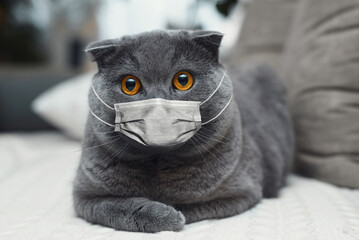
[121,75,141,95]
[173,71,194,91]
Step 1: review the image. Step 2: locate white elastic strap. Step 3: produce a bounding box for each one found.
[89,108,115,127]
[91,83,115,110]
[202,93,233,125]
[85,44,116,52]
[200,69,227,106]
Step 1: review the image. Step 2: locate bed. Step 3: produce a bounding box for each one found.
[0,132,358,240]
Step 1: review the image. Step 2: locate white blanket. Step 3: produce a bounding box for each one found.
[0,132,358,240]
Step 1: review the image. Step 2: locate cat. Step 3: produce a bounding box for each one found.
[73,30,294,233]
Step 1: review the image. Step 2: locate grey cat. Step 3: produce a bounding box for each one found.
[73,30,294,233]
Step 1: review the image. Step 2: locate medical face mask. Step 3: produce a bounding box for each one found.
[89,70,233,147]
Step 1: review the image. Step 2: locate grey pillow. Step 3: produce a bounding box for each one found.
[229,0,359,188]
[282,0,359,188]
[227,0,299,76]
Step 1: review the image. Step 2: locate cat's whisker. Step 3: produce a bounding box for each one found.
[192,135,221,163]
[86,131,117,135]
[92,134,122,140]
[101,138,121,161]
[195,131,227,144]
[113,144,130,175]
[102,143,125,163]
[192,135,217,158]
[65,134,121,153]
[201,128,232,141]
[200,131,231,143]
[195,134,225,147]
[190,138,206,162]
[194,134,224,156]
[103,142,128,164]
[115,143,129,160]
[102,134,122,139]
[82,136,123,151]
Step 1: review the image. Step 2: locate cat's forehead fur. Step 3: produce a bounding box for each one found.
[86,30,223,75]
[117,31,203,76]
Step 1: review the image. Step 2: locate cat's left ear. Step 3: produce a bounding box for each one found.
[190,31,223,60]
[84,39,119,62]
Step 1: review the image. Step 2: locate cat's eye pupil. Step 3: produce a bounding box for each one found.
[125,78,136,91]
[178,74,189,86]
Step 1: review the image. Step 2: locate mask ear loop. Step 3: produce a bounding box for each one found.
[89,80,116,127]
[202,93,233,125]
[200,69,227,106]
[89,108,115,127]
[91,83,115,110]
[200,69,233,125]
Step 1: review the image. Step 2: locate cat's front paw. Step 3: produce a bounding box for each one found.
[133,201,185,232]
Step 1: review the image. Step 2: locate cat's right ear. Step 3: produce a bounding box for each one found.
[190,31,223,61]
[85,39,119,62]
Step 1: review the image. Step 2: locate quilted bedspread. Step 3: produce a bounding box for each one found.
[0,132,358,240]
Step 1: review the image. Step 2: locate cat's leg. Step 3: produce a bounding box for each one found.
[175,191,261,223]
[73,195,185,232]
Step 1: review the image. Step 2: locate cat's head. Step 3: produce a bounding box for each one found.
[86,30,234,152]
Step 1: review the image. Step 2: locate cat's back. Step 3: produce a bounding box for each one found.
[230,63,294,197]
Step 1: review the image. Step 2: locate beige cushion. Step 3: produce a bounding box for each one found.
[227,0,299,74]
[282,0,359,188]
[229,0,359,188]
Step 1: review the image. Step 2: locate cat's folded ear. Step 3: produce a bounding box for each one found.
[190,31,223,60]
[85,39,120,62]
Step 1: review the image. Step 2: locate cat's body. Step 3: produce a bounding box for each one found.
[73,30,294,232]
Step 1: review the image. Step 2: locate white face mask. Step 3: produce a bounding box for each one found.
[89,70,233,147]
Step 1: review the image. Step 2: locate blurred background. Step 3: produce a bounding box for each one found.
[0,2,359,236]
[0,0,245,132]
[1,0,359,189]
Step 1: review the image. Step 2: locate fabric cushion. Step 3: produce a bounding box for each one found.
[226,0,299,75]
[31,72,93,140]
[1,132,359,240]
[231,0,359,188]
[282,0,359,188]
